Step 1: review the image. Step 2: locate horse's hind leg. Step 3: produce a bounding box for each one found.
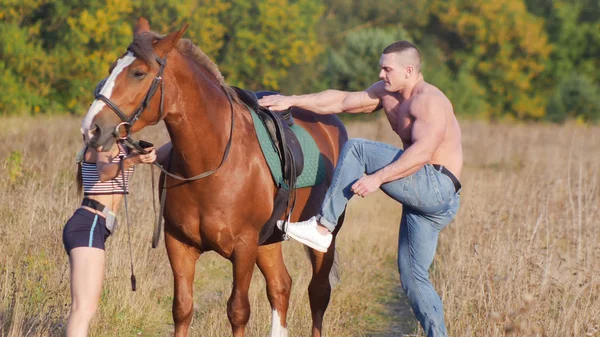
[165,231,201,337]
[308,211,344,337]
[228,234,259,337]
[307,237,338,337]
[257,242,292,337]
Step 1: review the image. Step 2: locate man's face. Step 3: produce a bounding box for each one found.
[378,52,410,91]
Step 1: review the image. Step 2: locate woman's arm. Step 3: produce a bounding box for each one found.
[95,144,156,182]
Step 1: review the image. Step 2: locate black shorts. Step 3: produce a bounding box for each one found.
[63,208,111,254]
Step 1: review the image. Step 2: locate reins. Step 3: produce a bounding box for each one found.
[119,156,137,291]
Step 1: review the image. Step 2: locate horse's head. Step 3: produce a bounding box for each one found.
[81,18,187,151]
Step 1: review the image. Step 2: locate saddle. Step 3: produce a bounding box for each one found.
[232,87,305,245]
[233,88,304,182]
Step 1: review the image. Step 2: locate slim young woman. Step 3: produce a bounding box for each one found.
[61,79,174,336]
[62,137,157,336]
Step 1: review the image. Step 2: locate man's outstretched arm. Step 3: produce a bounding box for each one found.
[258,82,385,114]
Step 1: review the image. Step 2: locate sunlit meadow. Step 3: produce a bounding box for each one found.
[0,115,598,336]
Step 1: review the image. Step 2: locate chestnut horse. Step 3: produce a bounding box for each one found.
[81,19,347,337]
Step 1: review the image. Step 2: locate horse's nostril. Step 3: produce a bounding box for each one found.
[88,125,101,142]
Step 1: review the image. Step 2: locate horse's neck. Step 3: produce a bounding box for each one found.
[163,67,233,175]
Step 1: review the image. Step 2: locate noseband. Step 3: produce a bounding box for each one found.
[95,53,167,153]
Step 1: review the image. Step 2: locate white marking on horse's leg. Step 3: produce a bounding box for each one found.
[81,52,137,136]
[270,309,288,337]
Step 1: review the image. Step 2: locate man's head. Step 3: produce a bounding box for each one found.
[379,41,421,92]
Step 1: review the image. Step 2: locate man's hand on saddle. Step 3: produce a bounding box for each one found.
[258,94,292,111]
[128,148,157,164]
[351,174,383,198]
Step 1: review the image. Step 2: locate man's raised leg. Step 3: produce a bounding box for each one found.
[278,138,405,250]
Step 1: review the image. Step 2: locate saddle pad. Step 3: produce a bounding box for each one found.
[250,109,325,189]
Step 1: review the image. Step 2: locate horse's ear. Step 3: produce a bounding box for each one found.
[134,17,151,36]
[154,23,188,58]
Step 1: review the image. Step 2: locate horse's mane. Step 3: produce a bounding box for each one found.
[176,39,224,83]
[128,31,240,104]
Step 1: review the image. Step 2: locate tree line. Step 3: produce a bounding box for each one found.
[1,0,599,122]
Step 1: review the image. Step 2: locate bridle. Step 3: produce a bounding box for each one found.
[95,53,167,154]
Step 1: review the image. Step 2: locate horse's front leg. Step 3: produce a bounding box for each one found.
[257,242,292,337]
[165,229,201,337]
[228,232,259,337]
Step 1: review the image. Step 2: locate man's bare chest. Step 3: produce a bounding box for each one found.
[382,99,412,141]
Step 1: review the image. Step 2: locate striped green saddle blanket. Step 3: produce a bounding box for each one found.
[250,109,325,189]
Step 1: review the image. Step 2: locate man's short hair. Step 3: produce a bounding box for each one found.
[383,41,421,71]
[383,41,419,55]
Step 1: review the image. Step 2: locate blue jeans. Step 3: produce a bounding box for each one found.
[316,138,460,337]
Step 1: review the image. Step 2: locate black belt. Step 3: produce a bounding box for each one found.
[432,164,461,193]
[81,198,107,212]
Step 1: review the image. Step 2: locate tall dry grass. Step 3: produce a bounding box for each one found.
[0,114,598,337]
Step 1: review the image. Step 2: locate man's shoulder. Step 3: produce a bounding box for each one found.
[418,82,448,97]
[366,81,390,98]
[414,84,450,105]
[409,88,451,117]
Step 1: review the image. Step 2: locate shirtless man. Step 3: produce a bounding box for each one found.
[258,41,462,337]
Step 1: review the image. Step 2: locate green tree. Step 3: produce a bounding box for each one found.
[0,0,325,114]
[524,0,600,122]
[280,0,417,94]
[425,0,552,120]
[525,0,600,84]
[212,0,324,90]
[419,38,489,118]
[0,0,55,114]
[546,74,600,123]
[61,0,135,110]
[325,28,410,91]
[128,0,324,90]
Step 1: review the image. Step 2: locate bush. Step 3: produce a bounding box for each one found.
[324,27,412,91]
[419,39,490,119]
[546,74,600,123]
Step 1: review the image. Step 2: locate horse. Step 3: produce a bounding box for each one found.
[80,18,347,337]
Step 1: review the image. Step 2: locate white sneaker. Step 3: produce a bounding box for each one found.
[277,216,332,252]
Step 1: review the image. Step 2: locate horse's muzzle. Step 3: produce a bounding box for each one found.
[87,124,116,151]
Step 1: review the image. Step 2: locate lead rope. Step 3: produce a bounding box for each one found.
[119,154,137,291]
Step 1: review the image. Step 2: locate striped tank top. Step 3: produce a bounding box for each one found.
[82,145,135,195]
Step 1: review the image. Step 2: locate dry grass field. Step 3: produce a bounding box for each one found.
[0,114,598,337]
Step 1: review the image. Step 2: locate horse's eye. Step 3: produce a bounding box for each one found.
[133,70,146,79]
